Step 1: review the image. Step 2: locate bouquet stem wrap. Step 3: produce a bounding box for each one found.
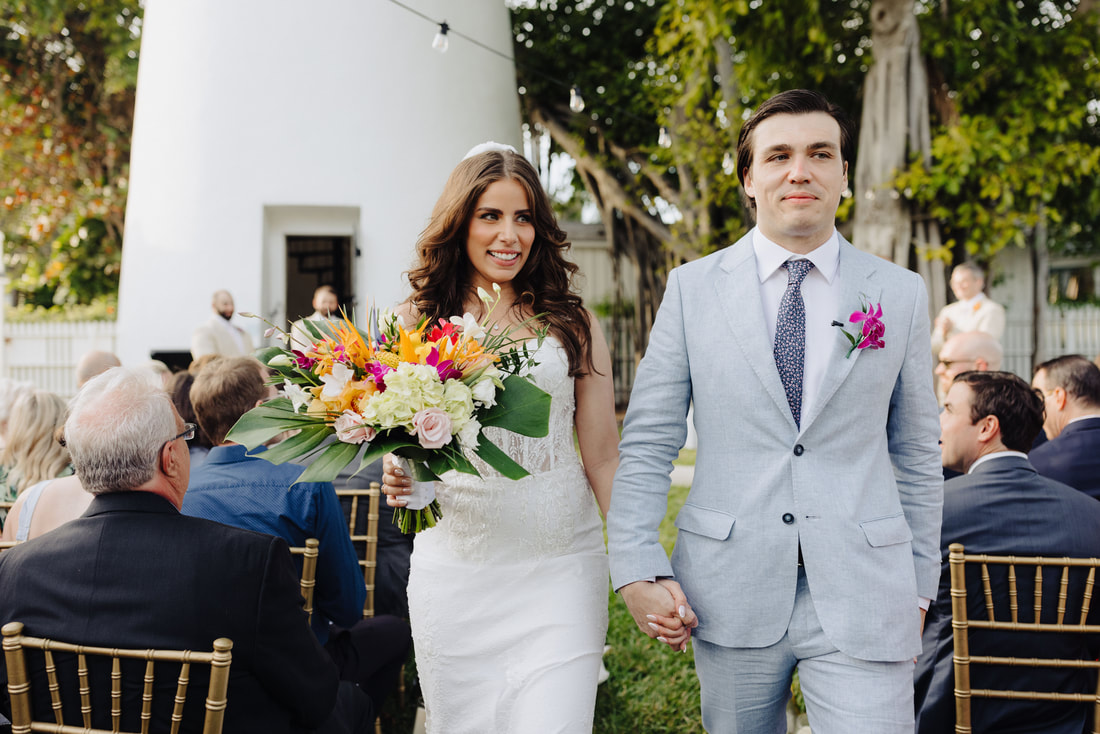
[392,456,443,533]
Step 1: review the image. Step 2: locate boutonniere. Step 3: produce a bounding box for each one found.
[832,298,885,358]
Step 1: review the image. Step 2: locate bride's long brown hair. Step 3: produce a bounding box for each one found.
[406,150,595,377]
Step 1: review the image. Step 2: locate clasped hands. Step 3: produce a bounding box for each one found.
[620,578,698,652]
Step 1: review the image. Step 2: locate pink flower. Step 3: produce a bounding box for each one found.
[412,407,452,450]
[850,302,885,350]
[334,410,376,444]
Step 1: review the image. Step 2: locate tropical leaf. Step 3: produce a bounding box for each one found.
[225,400,318,449]
[294,440,361,484]
[474,433,531,480]
[479,375,551,437]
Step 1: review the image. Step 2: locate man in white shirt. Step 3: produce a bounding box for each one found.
[916,369,1100,733]
[190,290,254,361]
[930,262,1006,360]
[290,285,340,350]
[609,89,943,734]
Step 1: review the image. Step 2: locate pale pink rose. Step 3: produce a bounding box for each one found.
[334,410,376,444]
[412,407,452,449]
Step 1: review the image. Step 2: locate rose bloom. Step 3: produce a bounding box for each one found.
[413,407,453,449]
[334,410,376,444]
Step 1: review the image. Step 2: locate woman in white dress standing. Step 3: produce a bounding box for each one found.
[382,144,636,733]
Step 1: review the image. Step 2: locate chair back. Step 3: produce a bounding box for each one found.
[288,537,320,622]
[949,542,1100,733]
[0,540,21,554]
[334,483,381,618]
[2,621,232,734]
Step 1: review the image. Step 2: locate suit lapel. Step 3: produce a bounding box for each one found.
[801,239,881,432]
[714,236,794,425]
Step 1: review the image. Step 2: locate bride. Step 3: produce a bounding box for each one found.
[382,144,668,733]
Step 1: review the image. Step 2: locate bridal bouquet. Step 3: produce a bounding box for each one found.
[227,286,551,533]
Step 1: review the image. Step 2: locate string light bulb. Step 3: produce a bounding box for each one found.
[569,86,585,113]
[658,126,672,149]
[722,152,735,175]
[432,21,449,52]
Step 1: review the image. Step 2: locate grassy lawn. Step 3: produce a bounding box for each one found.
[594,483,704,732]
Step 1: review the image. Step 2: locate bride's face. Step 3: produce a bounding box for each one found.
[464,178,535,294]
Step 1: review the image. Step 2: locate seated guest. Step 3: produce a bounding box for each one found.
[74,350,121,389]
[915,371,1100,734]
[0,367,370,733]
[0,390,72,508]
[934,330,1003,406]
[166,370,215,467]
[290,285,340,350]
[185,357,410,712]
[1,474,91,542]
[1029,355,1100,500]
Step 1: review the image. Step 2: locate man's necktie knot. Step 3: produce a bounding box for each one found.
[775,259,815,428]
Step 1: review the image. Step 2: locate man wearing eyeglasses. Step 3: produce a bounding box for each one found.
[0,367,373,733]
[934,330,1003,405]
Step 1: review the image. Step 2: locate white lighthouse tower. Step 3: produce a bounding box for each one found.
[117,0,522,365]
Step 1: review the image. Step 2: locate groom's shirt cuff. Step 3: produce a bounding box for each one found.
[919,596,930,610]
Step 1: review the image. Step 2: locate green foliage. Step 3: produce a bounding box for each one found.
[897,0,1100,262]
[0,0,141,307]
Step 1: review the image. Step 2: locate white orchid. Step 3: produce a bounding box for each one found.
[450,312,487,340]
[268,354,292,367]
[282,380,312,414]
[320,362,354,400]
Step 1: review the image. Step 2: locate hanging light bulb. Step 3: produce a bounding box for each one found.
[722,151,735,175]
[432,21,450,53]
[569,86,585,113]
[658,126,672,149]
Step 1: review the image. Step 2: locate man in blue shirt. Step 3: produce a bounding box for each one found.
[184,356,410,714]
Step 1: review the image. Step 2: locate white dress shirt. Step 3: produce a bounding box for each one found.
[754,228,841,423]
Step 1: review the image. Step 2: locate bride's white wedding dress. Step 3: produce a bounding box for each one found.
[408,337,609,733]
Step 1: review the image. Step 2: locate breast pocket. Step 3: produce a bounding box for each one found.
[674,503,736,541]
[859,513,913,547]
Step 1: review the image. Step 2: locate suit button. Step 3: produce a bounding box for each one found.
[782,513,795,525]
[793,444,804,456]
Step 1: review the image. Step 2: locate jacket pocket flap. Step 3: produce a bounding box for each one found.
[674,503,735,540]
[860,513,913,547]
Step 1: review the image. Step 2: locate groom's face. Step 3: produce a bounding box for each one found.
[743,111,848,254]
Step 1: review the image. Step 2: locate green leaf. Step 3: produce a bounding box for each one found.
[250,425,332,465]
[294,440,361,484]
[479,375,551,437]
[225,401,319,449]
[474,433,531,480]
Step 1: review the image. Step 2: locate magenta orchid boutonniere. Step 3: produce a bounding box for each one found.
[834,298,885,358]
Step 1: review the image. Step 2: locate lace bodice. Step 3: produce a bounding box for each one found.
[414,337,604,564]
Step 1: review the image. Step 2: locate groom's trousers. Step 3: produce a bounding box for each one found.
[692,567,915,734]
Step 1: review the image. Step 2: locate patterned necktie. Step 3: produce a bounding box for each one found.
[774,259,815,428]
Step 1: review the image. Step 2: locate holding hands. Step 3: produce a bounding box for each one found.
[620,578,698,652]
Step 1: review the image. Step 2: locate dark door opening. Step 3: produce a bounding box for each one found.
[285,235,354,323]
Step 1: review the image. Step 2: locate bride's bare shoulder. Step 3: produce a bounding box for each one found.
[392,301,419,323]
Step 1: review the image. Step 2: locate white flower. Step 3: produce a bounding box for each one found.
[457,418,481,453]
[320,362,354,400]
[449,312,487,340]
[268,354,292,367]
[282,381,311,414]
[471,377,497,408]
[477,286,492,304]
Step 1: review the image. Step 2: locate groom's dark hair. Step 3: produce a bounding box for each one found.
[954,371,1045,452]
[735,89,855,209]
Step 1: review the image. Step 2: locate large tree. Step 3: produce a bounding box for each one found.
[0,0,141,310]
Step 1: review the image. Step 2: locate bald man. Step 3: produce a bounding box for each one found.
[934,330,1003,405]
[75,350,121,388]
[190,290,255,361]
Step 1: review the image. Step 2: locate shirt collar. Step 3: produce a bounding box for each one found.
[959,292,987,308]
[753,228,840,284]
[968,450,1028,473]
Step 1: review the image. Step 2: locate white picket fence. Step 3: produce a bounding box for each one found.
[4,307,1100,398]
[2,320,118,398]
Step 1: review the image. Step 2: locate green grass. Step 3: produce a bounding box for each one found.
[673,448,696,466]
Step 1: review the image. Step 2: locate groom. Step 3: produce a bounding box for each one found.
[607,89,943,733]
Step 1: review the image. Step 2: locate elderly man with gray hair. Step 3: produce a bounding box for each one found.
[931,262,1006,360]
[0,367,371,733]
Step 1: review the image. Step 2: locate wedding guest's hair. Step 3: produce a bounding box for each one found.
[1034,354,1100,408]
[951,261,986,283]
[167,371,215,449]
[736,89,854,209]
[65,367,174,495]
[406,149,595,376]
[0,377,33,435]
[190,356,267,445]
[953,370,1044,452]
[1,389,71,493]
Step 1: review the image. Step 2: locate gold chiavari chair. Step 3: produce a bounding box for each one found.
[2,621,232,734]
[949,542,1100,734]
[289,537,320,623]
[334,484,381,619]
[0,540,22,554]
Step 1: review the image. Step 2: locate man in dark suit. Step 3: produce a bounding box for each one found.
[0,367,370,733]
[1029,354,1100,500]
[915,370,1100,734]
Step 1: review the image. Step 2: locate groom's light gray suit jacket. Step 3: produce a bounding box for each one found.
[608,231,943,662]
